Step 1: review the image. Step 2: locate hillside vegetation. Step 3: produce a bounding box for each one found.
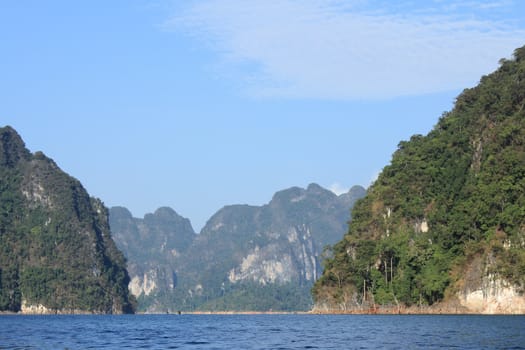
[313,46,525,312]
[0,126,134,313]
[111,184,365,312]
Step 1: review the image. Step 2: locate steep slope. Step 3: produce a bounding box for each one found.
[0,126,134,313]
[172,184,365,312]
[110,184,365,312]
[109,206,196,311]
[313,46,525,314]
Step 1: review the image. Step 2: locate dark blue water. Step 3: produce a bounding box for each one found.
[1,314,524,349]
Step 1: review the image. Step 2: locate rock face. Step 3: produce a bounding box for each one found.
[0,126,134,314]
[227,225,318,285]
[313,46,525,314]
[109,206,195,311]
[460,279,525,314]
[111,184,365,312]
[459,255,525,314]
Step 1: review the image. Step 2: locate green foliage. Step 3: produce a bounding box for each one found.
[0,266,21,310]
[114,183,365,313]
[134,281,313,313]
[0,126,135,313]
[197,282,313,312]
[314,45,525,309]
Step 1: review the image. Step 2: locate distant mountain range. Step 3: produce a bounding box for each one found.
[5,46,524,316]
[110,184,366,312]
[0,124,365,314]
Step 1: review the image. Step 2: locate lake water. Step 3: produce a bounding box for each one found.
[1,314,524,349]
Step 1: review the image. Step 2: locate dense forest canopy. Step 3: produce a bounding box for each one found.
[313,45,525,310]
[0,126,134,313]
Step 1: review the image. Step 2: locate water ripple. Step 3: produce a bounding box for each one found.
[0,314,524,349]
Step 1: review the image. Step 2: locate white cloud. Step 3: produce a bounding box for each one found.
[329,182,349,195]
[167,0,525,99]
[369,170,381,187]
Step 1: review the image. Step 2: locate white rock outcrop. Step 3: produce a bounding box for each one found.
[459,275,525,314]
[21,300,54,314]
[129,271,157,297]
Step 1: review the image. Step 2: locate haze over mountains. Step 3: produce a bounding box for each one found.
[0,123,366,314]
[110,184,366,312]
[2,45,525,315]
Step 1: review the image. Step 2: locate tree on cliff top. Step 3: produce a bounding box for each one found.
[313,45,525,309]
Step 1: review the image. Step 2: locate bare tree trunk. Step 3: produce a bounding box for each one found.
[390,256,393,283]
[384,259,388,284]
[363,279,366,302]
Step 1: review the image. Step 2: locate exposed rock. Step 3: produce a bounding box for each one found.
[0,126,134,314]
[459,280,525,314]
[109,206,196,311]
[111,183,366,312]
[129,272,158,297]
[459,255,525,314]
[313,45,525,314]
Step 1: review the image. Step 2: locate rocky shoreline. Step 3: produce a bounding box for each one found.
[311,300,525,315]
[4,298,525,315]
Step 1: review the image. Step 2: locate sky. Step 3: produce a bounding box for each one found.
[1,1,525,231]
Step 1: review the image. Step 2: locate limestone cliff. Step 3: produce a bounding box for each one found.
[458,254,525,314]
[111,184,365,312]
[171,183,365,311]
[313,45,525,314]
[0,126,135,314]
[109,206,195,311]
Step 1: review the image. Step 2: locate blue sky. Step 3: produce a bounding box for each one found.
[2,1,524,231]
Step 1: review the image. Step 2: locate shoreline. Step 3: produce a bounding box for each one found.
[3,303,525,316]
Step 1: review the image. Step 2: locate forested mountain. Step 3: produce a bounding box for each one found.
[109,206,196,309]
[313,46,525,314]
[0,126,134,313]
[111,184,365,312]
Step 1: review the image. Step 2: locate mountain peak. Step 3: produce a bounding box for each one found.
[345,185,367,197]
[152,206,179,218]
[111,182,366,312]
[0,127,135,314]
[0,125,31,167]
[313,44,525,314]
[271,184,336,205]
[109,206,133,219]
[306,183,324,192]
